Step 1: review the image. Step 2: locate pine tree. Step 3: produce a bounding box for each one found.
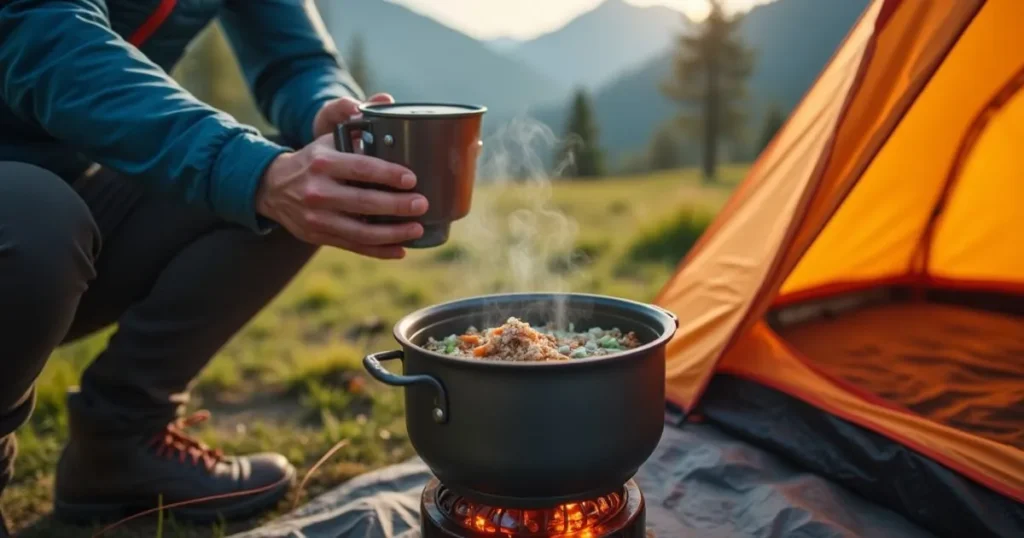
[759,102,786,152]
[647,125,683,171]
[348,34,372,93]
[661,0,754,182]
[556,89,605,178]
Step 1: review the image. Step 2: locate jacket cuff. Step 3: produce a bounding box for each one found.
[211,132,290,233]
[277,69,365,147]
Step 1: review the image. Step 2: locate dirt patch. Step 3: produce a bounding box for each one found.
[196,386,306,434]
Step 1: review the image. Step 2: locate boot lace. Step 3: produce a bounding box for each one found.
[147,410,224,472]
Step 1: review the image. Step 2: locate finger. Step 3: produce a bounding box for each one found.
[303,180,429,216]
[346,243,406,260]
[307,211,424,246]
[312,150,417,190]
[310,234,407,259]
[318,97,363,126]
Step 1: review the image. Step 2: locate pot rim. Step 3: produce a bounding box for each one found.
[392,292,678,369]
[359,102,487,119]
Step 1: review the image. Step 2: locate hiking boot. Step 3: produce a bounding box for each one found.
[53,407,295,524]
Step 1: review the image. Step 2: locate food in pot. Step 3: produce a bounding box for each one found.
[424,317,641,361]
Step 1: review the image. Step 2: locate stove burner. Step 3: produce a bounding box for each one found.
[421,478,646,537]
[439,486,623,535]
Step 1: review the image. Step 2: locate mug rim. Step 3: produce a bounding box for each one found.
[359,102,487,119]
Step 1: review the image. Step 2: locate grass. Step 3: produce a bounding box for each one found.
[618,207,715,273]
[3,165,743,537]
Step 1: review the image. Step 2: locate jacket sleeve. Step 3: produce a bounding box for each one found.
[219,0,365,148]
[0,0,288,232]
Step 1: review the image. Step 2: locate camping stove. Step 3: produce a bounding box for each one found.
[419,478,647,537]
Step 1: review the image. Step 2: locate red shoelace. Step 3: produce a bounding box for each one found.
[147,410,224,471]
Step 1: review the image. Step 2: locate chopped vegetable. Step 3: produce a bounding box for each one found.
[424,317,641,362]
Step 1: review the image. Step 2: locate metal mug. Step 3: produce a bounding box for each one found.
[334,103,487,248]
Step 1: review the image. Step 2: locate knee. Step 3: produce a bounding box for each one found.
[0,163,100,316]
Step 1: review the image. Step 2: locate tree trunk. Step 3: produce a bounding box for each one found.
[703,58,718,183]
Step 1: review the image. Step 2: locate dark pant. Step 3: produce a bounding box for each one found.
[0,160,317,495]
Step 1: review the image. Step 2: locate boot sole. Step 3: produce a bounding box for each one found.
[53,465,296,526]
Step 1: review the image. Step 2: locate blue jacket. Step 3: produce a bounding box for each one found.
[0,0,364,232]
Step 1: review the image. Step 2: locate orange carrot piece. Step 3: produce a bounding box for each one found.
[459,334,480,345]
[473,344,492,357]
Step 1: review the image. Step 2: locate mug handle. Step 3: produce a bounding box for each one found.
[363,350,449,424]
[335,119,374,154]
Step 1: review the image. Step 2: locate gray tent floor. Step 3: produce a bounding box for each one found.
[229,423,932,538]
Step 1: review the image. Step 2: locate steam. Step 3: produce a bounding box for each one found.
[453,115,588,329]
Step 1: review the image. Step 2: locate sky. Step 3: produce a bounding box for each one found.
[392,0,774,40]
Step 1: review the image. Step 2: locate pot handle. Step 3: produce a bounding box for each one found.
[363,350,449,424]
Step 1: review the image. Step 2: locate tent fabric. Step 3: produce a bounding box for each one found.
[700,376,1024,538]
[766,0,988,307]
[777,302,1024,450]
[929,75,1024,285]
[715,319,1024,504]
[780,0,1022,297]
[231,423,936,538]
[654,0,1024,523]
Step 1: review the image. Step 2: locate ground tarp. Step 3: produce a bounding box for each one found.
[229,423,933,538]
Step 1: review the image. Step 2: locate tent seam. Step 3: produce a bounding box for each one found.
[777,0,987,301]
[772,276,1024,307]
[914,64,1024,281]
[756,0,987,314]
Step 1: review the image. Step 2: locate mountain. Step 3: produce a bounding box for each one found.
[314,0,566,119]
[483,37,524,53]
[525,0,870,166]
[509,0,690,90]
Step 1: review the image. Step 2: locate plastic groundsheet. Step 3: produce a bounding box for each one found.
[229,423,933,538]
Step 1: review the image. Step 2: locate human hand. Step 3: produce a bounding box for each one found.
[255,134,428,259]
[312,92,393,141]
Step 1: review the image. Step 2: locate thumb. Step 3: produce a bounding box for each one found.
[319,96,362,125]
[366,93,395,105]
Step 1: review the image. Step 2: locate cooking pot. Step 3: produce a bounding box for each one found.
[362,293,678,507]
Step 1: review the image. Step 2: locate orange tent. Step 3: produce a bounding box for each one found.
[655,0,1023,535]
